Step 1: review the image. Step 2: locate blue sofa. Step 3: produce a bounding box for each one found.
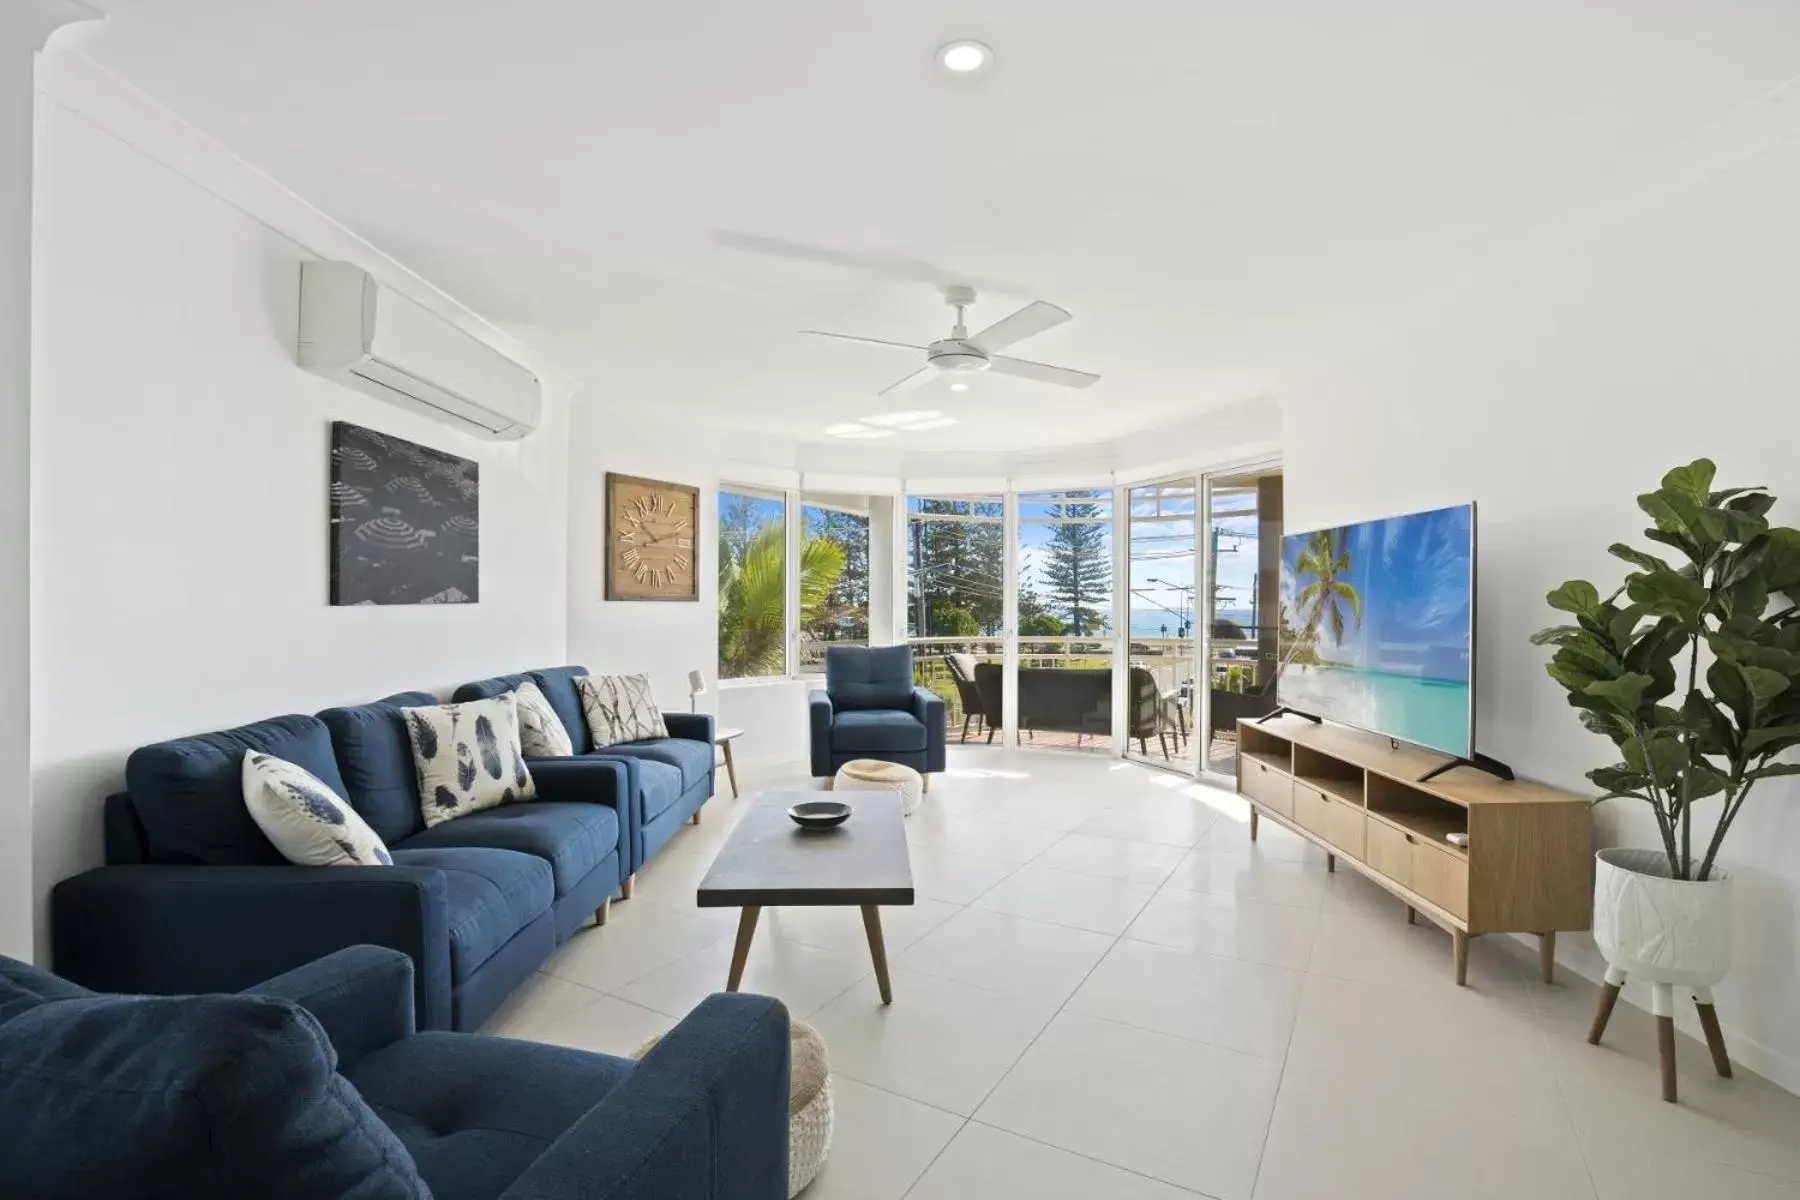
[454,666,715,876]
[52,691,632,1033]
[0,945,789,1200]
[809,645,947,780]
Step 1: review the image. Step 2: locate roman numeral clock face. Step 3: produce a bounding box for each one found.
[607,475,698,600]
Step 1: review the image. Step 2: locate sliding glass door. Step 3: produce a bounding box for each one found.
[1015,489,1117,753]
[1201,468,1284,777]
[1127,478,1199,769]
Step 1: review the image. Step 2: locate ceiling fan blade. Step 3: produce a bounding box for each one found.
[968,301,1071,354]
[987,355,1100,389]
[879,368,937,397]
[799,331,927,352]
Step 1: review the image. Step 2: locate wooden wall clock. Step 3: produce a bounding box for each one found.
[605,473,700,601]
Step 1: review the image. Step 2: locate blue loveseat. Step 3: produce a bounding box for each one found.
[52,690,633,1032]
[810,645,946,781]
[454,666,715,875]
[0,945,789,1200]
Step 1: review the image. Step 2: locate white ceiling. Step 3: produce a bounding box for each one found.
[71,1,1800,454]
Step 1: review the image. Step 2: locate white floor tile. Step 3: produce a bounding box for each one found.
[906,816,1066,864]
[615,930,870,1021]
[1306,909,1529,994]
[1126,888,1319,969]
[1162,848,1330,909]
[807,969,1057,1115]
[898,908,1115,1006]
[1075,795,1219,847]
[907,1122,1202,1200]
[1195,817,1327,864]
[978,1011,1281,1199]
[1035,832,1190,884]
[797,1077,963,1200]
[1067,938,1304,1059]
[540,903,729,992]
[479,970,605,1036]
[1252,1065,1596,1200]
[759,898,962,959]
[490,993,677,1058]
[905,847,1022,905]
[971,861,1159,935]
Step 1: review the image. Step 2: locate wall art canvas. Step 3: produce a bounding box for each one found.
[329,421,479,605]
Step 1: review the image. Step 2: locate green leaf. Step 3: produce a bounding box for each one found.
[1747,763,1800,782]
[1608,604,1648,650]
[1662,459,1717,500]
[1585,673,1653,713]
[1547,580,1601,617]
[1643,734,1688,787]
[1726,492,1776,520]
[1546,660,1597,693]
[1743,725,1800,754]
[1683,688,1737,755]
[1643,527,1700,561]
[1529,624,1585,647]
[1625,568,1709,627]
[1762,528,1800,593]
[1681,762,1730,801]
[1608,543,1671,574]
[1589,765,1649,793]
[1718,508,1770,545]
[1739,664,1790,711]
[1709,659,1753,730]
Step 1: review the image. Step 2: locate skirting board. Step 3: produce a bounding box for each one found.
[1514,930,1799,1097]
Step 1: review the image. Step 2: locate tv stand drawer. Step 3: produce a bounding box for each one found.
[1242,759,1293,817]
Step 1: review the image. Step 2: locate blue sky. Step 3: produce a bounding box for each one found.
[1282,503,1473,680]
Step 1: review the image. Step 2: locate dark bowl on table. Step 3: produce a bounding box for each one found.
[788,800,851,831]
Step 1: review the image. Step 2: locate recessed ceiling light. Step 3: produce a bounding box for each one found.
[949,382,969,393]
[824,422,896,439]
[903,416,959,430]
[938,40,992,75]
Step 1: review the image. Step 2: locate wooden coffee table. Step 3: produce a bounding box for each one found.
[697,789,913,1004]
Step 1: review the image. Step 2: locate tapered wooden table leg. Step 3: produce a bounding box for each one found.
[1406,905,1416,925]
[726,905,761,992]
[1249,809,1259,841]
[1326,852,1336,873]
[1539,931,1556,984]
[722,739,740,798]
[1452,929,1469,986]
[861,905,893,1004]
[1694,988,1732,1078]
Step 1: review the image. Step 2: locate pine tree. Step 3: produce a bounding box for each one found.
[1040,500,1111,636]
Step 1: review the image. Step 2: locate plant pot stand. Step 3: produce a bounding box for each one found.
[1589,847,1734,1104]
[1586,971,1733,1102]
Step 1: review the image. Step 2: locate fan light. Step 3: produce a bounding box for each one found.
[858,411,960,433]
[938,40,992,74]
[824,422,896,439]
[949,382,970,392]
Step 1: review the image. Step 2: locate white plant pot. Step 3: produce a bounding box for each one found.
[1592,847,1732,988]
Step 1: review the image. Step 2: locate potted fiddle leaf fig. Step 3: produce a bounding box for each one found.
[1533,459,1800,1096]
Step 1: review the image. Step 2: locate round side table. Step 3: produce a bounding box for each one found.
[715,727,745,799]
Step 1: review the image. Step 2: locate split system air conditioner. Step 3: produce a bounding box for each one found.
[297,261,541,439]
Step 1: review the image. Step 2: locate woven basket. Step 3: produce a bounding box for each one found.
[834,758,923,817]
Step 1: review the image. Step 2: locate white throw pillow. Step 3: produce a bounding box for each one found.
[576,673,668,749]
[402,694,536,828]
[241,751,392,867]
[513,680,574,758]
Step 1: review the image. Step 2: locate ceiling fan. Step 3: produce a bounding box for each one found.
[801,286,1100,397]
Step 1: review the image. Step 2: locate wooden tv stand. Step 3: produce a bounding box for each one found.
[1236,716,1592,985]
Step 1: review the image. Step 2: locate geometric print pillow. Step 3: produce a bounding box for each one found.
[240,751,393,867]
[512,680,574,758]
[575,672,668,749]
[401,694,536,829]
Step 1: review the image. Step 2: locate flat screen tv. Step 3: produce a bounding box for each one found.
[1276,502,1475,759]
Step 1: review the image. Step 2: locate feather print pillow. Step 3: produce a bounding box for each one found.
[402,694,536,828]
[512,680,574,758]
[241,751,392,867]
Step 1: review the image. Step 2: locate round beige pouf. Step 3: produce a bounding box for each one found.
[833,758,924,817]
[634,1018,833,1198]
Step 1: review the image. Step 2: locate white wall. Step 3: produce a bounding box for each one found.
[1279,93,1800,1091]
[26,66,569,961]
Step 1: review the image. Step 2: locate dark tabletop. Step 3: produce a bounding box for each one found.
[696,790,915,907]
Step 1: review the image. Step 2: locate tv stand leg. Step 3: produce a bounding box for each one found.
[1453,929,1469,986]
[1419,753,1515,784]
[1326,852,1336,873]
[1256,706,1321,726]
[1249,809,1259,841]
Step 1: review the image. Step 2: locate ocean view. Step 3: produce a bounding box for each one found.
[1279,663,1471,757]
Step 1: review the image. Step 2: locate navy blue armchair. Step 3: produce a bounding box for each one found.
[809,645,946,780]
[0,945,790,1200]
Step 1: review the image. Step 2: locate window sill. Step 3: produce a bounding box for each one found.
[716,675,804,691]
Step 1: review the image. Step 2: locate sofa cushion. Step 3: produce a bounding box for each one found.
[318,691,437,846]
[0,990,428,1199]
[0,956,90,1030]
[450,672,538,705]
[242,751,393,867]
[831,709,928,754]
[826,644,916,711]
[388,847,552,984]
[621,756,686,823]
[528,667,592,751]
[126,715,351,865]
[349,1031,630,1200]
[601,737,712,792]
[397,802,620,896]
[576,672,669,748]
[402,695,536,828]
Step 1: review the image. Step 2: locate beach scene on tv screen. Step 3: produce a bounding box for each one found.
[1277,504,1473,757]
